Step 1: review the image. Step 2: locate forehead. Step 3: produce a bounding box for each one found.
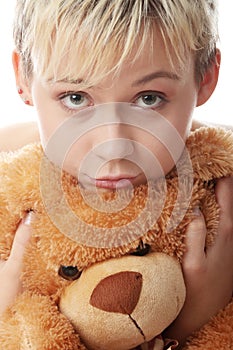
[40,26,190,87]
[27,2,195,85]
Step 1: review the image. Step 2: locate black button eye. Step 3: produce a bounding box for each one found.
[58,265,82,281]
[131,242,151,256]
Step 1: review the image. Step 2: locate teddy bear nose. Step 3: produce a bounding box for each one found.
[90,271,142,314]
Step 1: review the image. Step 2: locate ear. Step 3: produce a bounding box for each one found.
[12,50,33,106]
[196,49,221,107]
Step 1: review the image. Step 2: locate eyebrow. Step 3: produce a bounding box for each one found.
[50,70,181,87]
[132,71,181,86]
[49,78,84,85]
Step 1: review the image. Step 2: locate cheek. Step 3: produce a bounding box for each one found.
[141,137,180,177]
[133,116,189,177]
[31,79,68,148]
[38,115,58,149]
[174,85,198,130]
[62,137,93,178]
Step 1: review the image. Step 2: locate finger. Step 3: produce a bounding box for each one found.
[215,176,233,228]
[214,176,233,249]
[183,208,207,268]
[215,176,233,214]
[8,212,33,267]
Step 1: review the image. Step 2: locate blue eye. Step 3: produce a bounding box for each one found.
[60,92,91,110]
[135,93,165,108]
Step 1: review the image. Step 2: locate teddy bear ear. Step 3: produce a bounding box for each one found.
[186,127,233,181]
[0,143,42,219]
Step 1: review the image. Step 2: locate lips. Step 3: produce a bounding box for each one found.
[94,176,136,189]
[79,173,144,190]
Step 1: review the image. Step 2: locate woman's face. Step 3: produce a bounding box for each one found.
[16,32,218,191]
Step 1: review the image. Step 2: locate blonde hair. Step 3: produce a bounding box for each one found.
[13,0,219,86]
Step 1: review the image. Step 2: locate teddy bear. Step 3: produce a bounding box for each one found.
[0,126,232,350]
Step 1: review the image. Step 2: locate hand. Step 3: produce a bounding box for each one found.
[0,213,32,316]
[164,176,233,345]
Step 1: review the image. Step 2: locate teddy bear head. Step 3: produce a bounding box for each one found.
[0,127,232,349]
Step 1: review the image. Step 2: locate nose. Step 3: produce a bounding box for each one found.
[91,103,135,161]
[90,271,142,314]
[92,135,134,161]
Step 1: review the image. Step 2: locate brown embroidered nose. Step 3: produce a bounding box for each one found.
[90,271,142,314]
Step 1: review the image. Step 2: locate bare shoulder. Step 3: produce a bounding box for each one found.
[191,119,233,131]
[0,121,40,152]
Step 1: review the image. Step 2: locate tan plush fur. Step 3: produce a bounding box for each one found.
[0,127,232,349]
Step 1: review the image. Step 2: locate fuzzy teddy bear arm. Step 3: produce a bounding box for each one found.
[0,292,86,350]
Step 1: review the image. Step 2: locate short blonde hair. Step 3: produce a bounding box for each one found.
[13,0,219,86]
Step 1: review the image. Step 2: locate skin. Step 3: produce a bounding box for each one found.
[0,33,232,347]
[0,215,32,316]
[32,49,214,180]
[13,37,219,190]
[0,121,40,152]
[165,179,233,345]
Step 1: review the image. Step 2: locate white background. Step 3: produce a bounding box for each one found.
[0,1,232,128]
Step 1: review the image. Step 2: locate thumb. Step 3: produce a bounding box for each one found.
[183,207,207,268]
[8,211,34,266]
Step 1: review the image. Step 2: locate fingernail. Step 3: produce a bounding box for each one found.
[22,211,35,225]
[192,206,201,216]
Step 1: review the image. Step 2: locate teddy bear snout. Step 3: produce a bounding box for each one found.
[89,271,142,314]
